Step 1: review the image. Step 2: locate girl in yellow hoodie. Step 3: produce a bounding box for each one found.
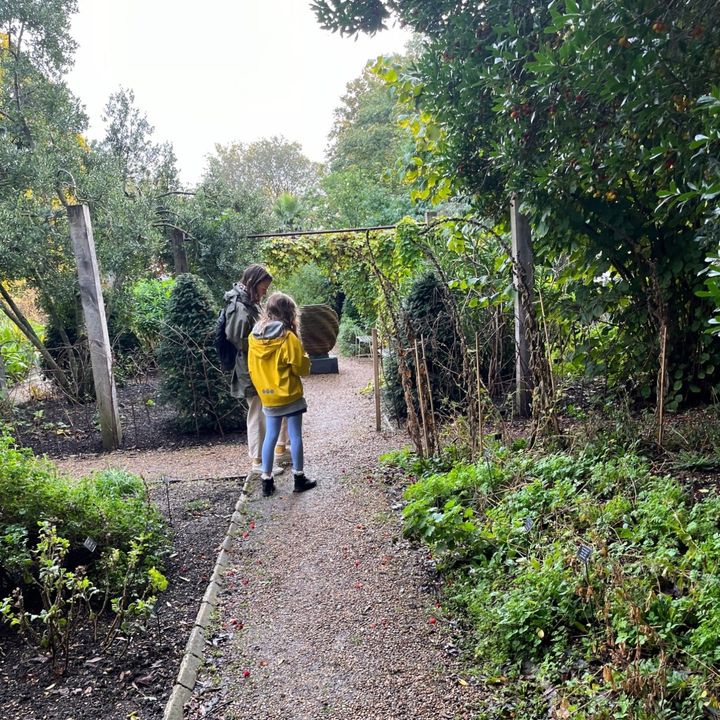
[248,292,316,497]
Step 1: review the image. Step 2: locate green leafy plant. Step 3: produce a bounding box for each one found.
[395,444,720,718]
[0,435,170,668]
[156,273,245,434]
[0,320,38,383]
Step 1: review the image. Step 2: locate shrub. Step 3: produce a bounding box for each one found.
[0,436,168,592]
[277,262,340,310]
[383,270,466,421]
[0,320,38,383]
[156,273,245,434]
[394,445,720,719]
[129,277,174,353]
[0,434,169,667]
[337,315,366,356]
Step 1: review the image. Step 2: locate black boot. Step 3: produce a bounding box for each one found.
[293,472,317,493]
[261,476,275,497]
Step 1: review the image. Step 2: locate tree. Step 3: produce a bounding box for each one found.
[304,59,420,229]
[313,0,720,405]
[204,135,323,200]
[156,273,245,434]
[0,2,178,396]
[273,192,303,230]
[172,178,271,299]
[101,87,178,191]
[0,1,90,395]
[313,61,418,228]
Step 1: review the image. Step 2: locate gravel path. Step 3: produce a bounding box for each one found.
[185,357,484,720]
[54,355,485,719]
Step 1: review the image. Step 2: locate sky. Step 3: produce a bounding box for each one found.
[67,0,411,187]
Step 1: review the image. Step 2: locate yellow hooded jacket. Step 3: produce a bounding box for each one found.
[248,321,311,410]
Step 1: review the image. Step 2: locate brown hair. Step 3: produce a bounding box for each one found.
[240,264,273,303]
[259,292,300,336]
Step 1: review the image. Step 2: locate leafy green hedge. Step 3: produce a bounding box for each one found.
[0,434,168,593]
[0,434,170,665]
[393,446,720,719]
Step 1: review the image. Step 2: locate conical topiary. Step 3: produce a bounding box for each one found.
[156,273,245,434]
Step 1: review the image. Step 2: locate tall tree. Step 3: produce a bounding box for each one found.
[204,135,323,200]
[313,0,720,405]
[102,87,178,192]
[316,60,417,228]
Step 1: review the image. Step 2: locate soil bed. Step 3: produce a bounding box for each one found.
[1,472,242,720]
[5,373,240,458]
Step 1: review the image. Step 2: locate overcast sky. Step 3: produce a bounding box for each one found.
[66,0,411,186]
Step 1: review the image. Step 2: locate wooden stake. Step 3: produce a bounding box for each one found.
[371,327,381,432]
[420,336,438,455]
[475,332,484,457]
[658,322,668,447]
[414,339,429,457]
[510,194,533,418]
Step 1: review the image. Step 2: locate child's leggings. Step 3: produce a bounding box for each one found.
[262,413,303,475]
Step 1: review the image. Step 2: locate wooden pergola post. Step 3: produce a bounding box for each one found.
[67,204,122,450]
[510,195,533,418]
[371,327,381,432]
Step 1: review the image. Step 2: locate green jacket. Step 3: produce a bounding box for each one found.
[224,283,260,399]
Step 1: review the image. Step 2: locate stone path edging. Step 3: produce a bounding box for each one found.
[162,477,250,720]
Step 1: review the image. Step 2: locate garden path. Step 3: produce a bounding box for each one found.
[54,355,484,719]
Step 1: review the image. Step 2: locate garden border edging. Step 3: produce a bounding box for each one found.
[162,477,251,720]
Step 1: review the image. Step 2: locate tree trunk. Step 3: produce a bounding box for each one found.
[170,228,189,275]
[0,284,76,398]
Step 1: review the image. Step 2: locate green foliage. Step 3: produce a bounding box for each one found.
[337,315,366,357]
[276,263,338,308]
[0,433,169,665]
[0,318,38,382]
[128,277,174,353]
[0,435,168,588]
[395,445,720,717]
[175,179,271,299]
[156,273,245,434]
[204,135,323,201]
[315,61,418,227]
[316,0,720,406]
[383,270,466,419]
[1,521,168,669]
[0,4,174,398]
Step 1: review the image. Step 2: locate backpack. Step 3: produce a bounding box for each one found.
[214,307,237,371]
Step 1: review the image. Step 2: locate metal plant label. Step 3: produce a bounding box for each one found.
[83,537,98,553]
[577,544,593,563]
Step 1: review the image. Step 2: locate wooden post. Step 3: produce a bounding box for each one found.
[510,194,533,418]
[371,328,381,432]
[0,352,7,397]
[420,336,438,454]
[170,227,189,275]
[414,339,429,457]
[67,204,122,450]
[657,323,668,447]
[475,332,484,457]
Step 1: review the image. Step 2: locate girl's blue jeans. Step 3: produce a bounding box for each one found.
[262,413,303,475]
